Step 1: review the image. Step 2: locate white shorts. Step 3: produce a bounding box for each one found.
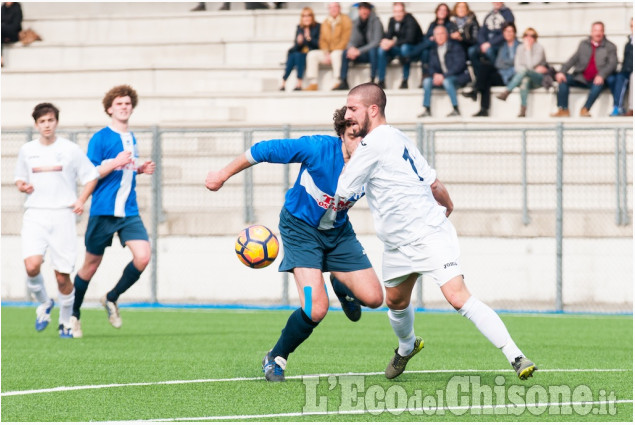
[383,220,462,288]
[21,208,77,274]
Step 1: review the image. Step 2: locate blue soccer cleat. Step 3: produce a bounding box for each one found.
[262,350,286,382]
[35,299,54,332]
[330,275,361,322]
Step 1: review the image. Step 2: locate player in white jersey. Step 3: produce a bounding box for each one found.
[336,83,536,380]
[14,103,100,338]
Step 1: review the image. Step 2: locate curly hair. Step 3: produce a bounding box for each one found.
[102,85,138,116]
[32,102,59,122]
[333,106,349,137]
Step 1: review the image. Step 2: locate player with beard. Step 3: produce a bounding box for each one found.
[336,83,536,380]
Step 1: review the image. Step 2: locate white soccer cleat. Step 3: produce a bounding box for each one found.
[101,295,122,328]
[70,316,83,338]
[35,299,54,332]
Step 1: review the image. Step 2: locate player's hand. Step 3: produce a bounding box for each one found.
[205,170,226,191]
[433,73,444,86]
[593,75,604,86]
[480,42,491,54]
[18,181,34,194]
[71,200,85,215]
[379,38,394,50]
[324,52,332,65]
[138,160,156,175]
[113,150,133,169]
[347,47,360,60]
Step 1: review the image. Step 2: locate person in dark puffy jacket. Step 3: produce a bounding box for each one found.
[1,2,23,66]
[280,7,320,91]
[610,17,632,116]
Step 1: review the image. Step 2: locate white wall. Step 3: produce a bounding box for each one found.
[1,234,631,312]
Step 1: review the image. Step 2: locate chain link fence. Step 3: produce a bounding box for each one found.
[1,124,631,313]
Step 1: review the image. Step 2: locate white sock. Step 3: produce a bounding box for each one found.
[58,289,75,327]
[388,304,416,356]
[26,274,49,304]
[459,296,523,364]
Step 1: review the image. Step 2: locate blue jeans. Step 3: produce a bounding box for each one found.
[557,73,616,110]
[340,48,379,81]
[377,42,424,82]
[283,51,308,80]
[611,71,631,109]
[506,69,544,106]
[422,75,461,107]
[420,38,436,75]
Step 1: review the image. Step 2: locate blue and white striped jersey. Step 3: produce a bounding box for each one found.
[247,135,363,230]
[87,126,140,217]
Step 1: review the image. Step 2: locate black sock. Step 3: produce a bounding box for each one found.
[72,274,90,319]
[330,276,366,306]
[107,262,142,302]
[271,308,319,359]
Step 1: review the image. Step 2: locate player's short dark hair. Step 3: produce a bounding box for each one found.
[32,102,59,122]
[358,2,373,10]
[349,82,386,117]
[102,84,138,116]
[333,106,349,137]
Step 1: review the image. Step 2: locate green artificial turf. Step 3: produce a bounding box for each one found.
[1,306,632,421]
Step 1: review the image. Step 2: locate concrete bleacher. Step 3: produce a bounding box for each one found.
[1,2,632,127]
[1,2,632,241]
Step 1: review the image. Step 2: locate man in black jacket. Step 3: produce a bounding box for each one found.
[1,2,22,66]
[376,2,423,89]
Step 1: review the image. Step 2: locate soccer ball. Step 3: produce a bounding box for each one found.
[235,225,279,269]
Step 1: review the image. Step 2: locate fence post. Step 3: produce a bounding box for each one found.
[150,126,161,304]
[521,129,530,225]
[243,130,255,223]
[555,122,564,312]
[620,127,628,225]
[281,125,291,306]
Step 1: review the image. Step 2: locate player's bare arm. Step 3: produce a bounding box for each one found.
[71,179,98,215]
[97,150,132,178]
[430,178,453,217]
[206,153,252,192]
[15,180,34,194]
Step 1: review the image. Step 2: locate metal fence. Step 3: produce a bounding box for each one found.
[1,124,632,312]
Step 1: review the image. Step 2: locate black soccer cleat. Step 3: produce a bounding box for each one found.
[330,275,361,322]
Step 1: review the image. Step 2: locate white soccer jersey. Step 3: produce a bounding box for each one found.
[14,137,100,209]
[336,125,448,249]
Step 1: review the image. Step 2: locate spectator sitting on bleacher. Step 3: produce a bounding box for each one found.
[468,21,518,117]
[333,2,383,91]
[304,2,352,91]
[280,7,320,92]
[551,21,617,118]
[1,2,22,67]
[376,2,423,90]
[450,2,480,60]
[610,17,632,117]
[420,3,458,80]
[470,2,514,81]
[495,27,548,118]
[417,25,470,118]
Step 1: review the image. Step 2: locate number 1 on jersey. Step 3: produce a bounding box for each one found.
[402,147,424,181]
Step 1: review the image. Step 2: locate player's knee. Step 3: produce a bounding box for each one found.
[309,303,329,322]
[386,297,409,311]
[133,251,151,271]
[24,261,40,277]
[364,291,384,309]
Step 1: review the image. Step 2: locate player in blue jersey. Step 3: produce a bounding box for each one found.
[70,85,156,338]
[205,107,384,382]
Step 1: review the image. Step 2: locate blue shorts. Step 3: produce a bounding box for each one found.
[278,208,372,273]
[85,215,149,256]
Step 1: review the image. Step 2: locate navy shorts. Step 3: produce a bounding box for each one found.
[278,208,372,273]
[85,215,149,256]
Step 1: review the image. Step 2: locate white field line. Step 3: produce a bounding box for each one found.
[1,368,631,397]
[139,399,635,422]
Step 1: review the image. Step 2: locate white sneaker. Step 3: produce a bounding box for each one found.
[70,316,83,338]
[58,323,73,338]
[35,299,54,332]
[101,295,122,328]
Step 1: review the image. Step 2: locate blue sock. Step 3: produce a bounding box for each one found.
[331,276,365,306]
[72,274,90,319]
[107,262,142,302]
[271,308,319,359]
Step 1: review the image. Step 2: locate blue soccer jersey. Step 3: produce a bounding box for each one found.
[87,126,140,217]
[247,135,363,230]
